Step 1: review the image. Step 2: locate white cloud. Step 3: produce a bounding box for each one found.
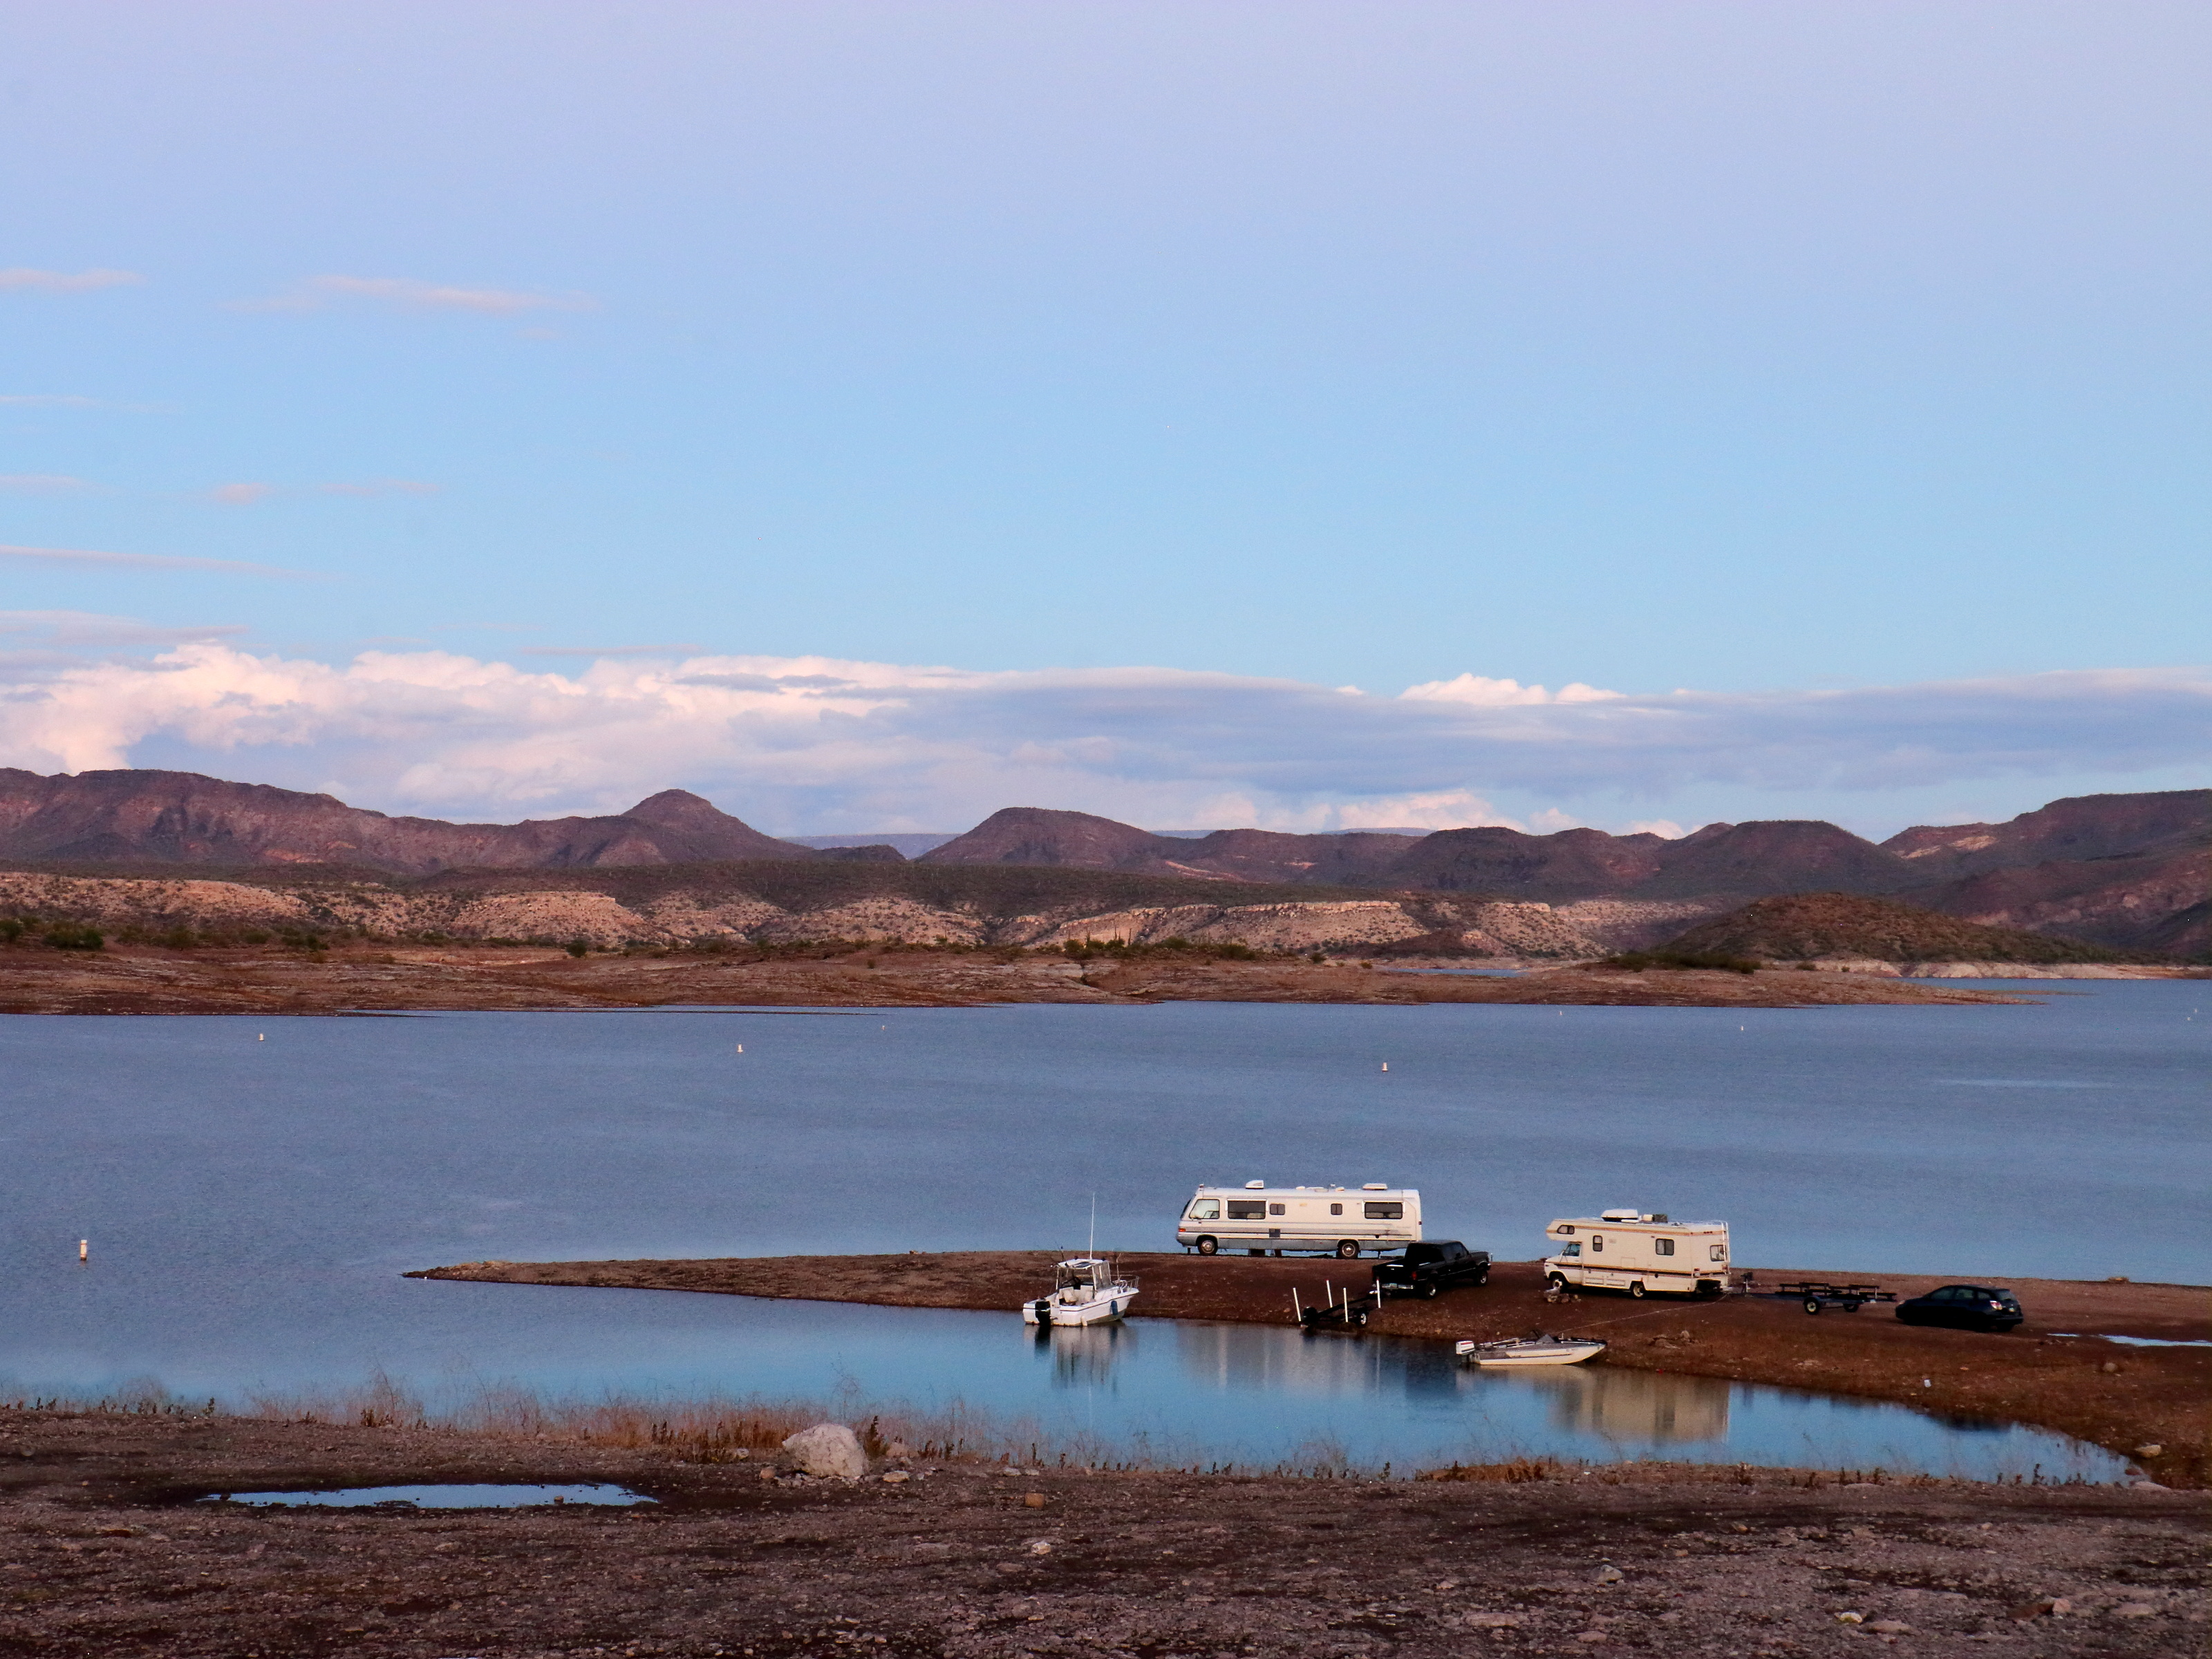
[239,275,596,315]
[0,543,315,579]
[0,268,144,293]
[0,645,2199,832]
[1400,673,1624,705]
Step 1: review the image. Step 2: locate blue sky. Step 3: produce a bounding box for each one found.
[1,3,2205,836]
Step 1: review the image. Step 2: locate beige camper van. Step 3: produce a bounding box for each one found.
[1543,1209,1729,1297]
[1177,1182,1421,1257]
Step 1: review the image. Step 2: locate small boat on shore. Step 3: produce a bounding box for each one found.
[1455,1334,1607,1368]
[1022,1257,1139,1327]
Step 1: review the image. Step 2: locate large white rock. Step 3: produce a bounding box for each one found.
[781,1423,869,1479]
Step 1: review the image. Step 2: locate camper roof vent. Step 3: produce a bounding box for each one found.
[1600,1208,1639,1221]
[1362,1182,1388,1191]
[1245,1180,1265,1189]
[1645,1213,1668,1223]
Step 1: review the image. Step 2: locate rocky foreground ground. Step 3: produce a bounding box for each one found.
[0,941,2041,1014]
[0,1407,2203,1658]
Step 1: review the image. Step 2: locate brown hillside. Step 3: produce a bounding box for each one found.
[1882,787,2209,877]
[0,770,823,874]
[1662,892,2166,964]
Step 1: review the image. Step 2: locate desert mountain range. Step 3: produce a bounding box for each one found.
[0,767,2202,958]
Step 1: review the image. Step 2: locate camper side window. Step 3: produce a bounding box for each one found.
[1227,1200,1267,1220]
[1653,1238,1675,1256]
[1330,1203,1343,1215]
[1589,1235,1603,1252]
[1268,1203,1285,1216]
[1187,1199,1220,1220]
[1709,1244,1726,1262]
[1362,1201,1403,1220]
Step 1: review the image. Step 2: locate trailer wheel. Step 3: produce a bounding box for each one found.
[1335,1240,1360,1260]
[1194,1237,1218,1256]
[1629,1282,1646,1300]
[1803,1297,1824,1315]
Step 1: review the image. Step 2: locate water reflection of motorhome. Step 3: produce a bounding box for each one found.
[1498,1364,1732,1445]
[1029,1320,1136,1389]
[1165,1323,1736,1447]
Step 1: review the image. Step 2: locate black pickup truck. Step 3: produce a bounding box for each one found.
[1373,1241,1491,1300]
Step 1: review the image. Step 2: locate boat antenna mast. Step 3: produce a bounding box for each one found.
[1089,1190,1098,1260]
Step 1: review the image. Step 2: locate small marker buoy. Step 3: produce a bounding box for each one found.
[258,1033,265,1042]
[735,1044,744,1053]
[1380,1062,1387,1071]
[79,1239,88,1262]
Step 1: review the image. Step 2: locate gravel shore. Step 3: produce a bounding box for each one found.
[1,1407,2203,1658]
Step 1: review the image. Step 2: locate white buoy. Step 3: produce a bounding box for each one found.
[258,1033,265,1042]
[1380,1062,1387,1071]
[735,1044,744,1053]
[78,1239,88,1262]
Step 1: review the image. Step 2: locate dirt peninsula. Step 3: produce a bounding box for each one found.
[411,1255,2211,1490]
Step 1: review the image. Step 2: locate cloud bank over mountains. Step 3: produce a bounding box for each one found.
[0,639,2200,837]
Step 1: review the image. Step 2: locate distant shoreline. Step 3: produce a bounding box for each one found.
[0,941,2064,1015]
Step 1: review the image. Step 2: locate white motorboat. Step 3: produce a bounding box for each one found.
[1454,1334,1607,1368]
[1022,1257,1139,1327]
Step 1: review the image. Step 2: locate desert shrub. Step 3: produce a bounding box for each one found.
[42,921,104,952]
[1604,948,1761,975]
[0,918,26,945]
[566,937,590,957]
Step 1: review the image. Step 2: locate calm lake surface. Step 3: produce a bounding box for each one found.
[3,982,2200,1477]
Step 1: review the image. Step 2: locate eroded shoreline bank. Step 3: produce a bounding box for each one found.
[0,941,2052,1013]
[410,1253,2211,1489]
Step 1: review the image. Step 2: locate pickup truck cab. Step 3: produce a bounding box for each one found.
[1373,1240,1491,1300]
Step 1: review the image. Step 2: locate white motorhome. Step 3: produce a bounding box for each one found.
[1543,1210,1730,1298]
[1177,1182,1421,1259]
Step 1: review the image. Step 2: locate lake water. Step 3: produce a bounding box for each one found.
[3,982,2199,1477]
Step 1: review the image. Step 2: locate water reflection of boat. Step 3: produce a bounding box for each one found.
[1020,1257,1138,1327]
[1455,1335,1606,1367]
[1030,1319,1132,1388]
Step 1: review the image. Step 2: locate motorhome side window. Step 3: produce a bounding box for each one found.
[1268,1203,1285,1216]
[1227,1199,1268,1220]
[1709,1244,1726,1262]
[1330,1203,1343,1215]
[1363,1201,1403,1220]
[1187,1199,1220,1220]
[1589,1235,1603,1252]
[1653,1238,1675,1256]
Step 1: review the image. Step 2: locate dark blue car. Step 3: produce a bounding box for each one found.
[1895,1284,2024,1332]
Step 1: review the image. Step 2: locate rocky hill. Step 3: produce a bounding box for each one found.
[0,768,2199,955]
[0,769,889,874]
[1659,893,2165,966]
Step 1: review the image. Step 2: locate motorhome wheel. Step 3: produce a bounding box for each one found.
[1629,1282,1645,1299]
[1546,1273,1567,1292]
[1194,1237,1218,1256]
[1335,1240,1360,1260]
